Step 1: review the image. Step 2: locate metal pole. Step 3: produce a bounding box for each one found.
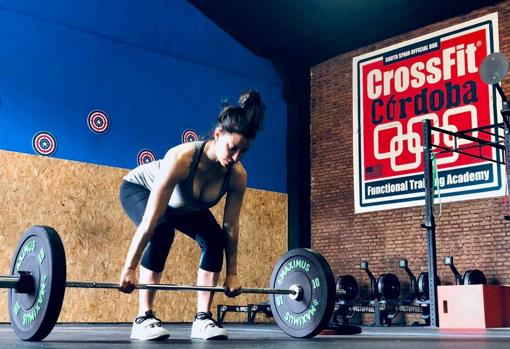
[495,83,509,103]
[0,275,20,289]
[501,100,510,220]
[422,119,439,327]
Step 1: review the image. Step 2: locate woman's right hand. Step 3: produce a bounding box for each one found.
[119,267,137,293]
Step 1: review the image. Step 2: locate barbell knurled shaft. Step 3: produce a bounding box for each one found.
[66,281,297,295]
[66,281,228,292]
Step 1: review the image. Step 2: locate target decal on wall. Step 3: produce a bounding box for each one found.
[87,110,110,134]
[181,129,199,143]
[32,131,57,156]
[137,149,156,166]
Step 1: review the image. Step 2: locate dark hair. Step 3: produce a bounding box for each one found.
[217,90,265,139]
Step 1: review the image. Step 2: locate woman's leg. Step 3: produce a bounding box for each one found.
[173,210,228,339]
[138,267,162,315]
[137,220,175,313]
[196,269,220,313]
[119,180,175,314]
[173,210,227,313]
[119,180,174,340]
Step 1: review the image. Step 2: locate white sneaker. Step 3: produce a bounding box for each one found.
[130,310,170,341]
[190,312,228,340]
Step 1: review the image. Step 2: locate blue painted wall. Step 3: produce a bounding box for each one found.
[0,0,286,192]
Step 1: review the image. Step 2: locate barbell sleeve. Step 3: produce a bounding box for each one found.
[0,275,20,289]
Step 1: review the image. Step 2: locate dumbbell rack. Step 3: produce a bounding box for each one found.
[421,78,510,326]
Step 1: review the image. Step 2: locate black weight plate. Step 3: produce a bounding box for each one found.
[336,275,358,301]
[268,248,335,338]
[417,272,441,301]
[463,269,487,285]
[8,226,66,341]
[377,273,400,300]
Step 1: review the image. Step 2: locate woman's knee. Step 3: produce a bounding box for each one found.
[196,230,227,272]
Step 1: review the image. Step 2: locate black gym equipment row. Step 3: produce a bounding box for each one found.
[330,255,488,328]
[332,260,427,327]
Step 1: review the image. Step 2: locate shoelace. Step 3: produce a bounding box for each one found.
[205,321,221,329]
[135,311,163,328]
[195,312,223,328]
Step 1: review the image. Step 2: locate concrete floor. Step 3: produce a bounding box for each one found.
[1,323,510,348]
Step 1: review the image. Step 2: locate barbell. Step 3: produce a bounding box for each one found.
[1,225,345,341]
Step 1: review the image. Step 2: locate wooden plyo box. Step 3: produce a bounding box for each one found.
[438,285,510,328]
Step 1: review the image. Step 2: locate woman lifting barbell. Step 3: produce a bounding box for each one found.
[118,90,265,341]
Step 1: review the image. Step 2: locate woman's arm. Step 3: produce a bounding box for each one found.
[222,163,247,296]
[119,150,189,292]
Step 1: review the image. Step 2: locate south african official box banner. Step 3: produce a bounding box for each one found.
[353,12,503,213]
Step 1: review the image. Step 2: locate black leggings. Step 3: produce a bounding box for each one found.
[119,180,227,273]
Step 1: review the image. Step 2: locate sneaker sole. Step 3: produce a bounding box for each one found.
[191,334,228,340]
[131,334,170,341]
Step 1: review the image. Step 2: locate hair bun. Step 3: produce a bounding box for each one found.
[239,90,262,109]
[215,90,265,139]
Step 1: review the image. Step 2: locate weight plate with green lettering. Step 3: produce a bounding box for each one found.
[8,226,66,341]
[268,248,335,338]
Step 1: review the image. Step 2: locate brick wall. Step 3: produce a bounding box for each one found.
[310,1,510,304]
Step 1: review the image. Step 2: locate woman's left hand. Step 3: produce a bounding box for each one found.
[224,274,242,298]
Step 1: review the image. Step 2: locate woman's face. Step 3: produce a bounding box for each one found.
[214,129,251,167]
